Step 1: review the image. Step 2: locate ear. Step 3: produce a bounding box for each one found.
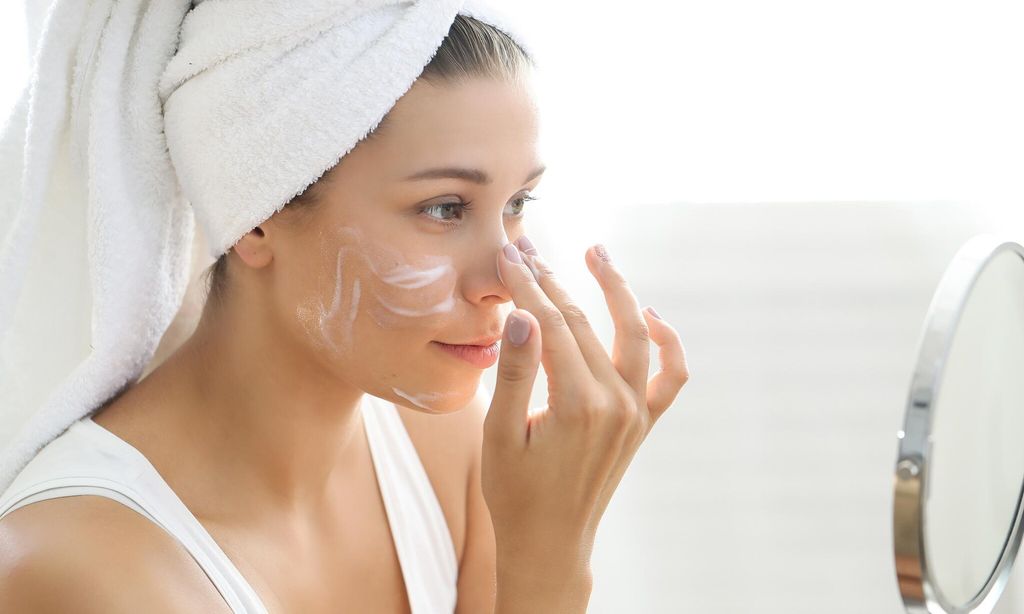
[233,224,274,270]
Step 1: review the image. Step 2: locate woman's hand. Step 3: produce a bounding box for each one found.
[481,235,689,608]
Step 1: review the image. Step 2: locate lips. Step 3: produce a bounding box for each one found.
[432,339,501,368]
[446,334,502,347]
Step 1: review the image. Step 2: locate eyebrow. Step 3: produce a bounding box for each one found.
[402,164,546,185]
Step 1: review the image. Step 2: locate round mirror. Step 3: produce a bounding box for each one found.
[894,233,1024,614]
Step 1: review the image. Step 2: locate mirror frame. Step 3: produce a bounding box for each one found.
[894,233,1024,614]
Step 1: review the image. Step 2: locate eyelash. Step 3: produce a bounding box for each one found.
[419,195,538,228]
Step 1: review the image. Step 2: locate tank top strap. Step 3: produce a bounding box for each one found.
[0,417,269,614]
[361,393,460,613]
[0,394,459,613]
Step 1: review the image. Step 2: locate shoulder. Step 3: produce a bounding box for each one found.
[0,496,231,613]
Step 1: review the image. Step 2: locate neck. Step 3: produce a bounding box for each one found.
[142,286,367,519]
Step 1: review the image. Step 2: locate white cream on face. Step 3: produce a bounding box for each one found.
[297,225,458,349]
[344,278,361,345]
[374,293,455,318]
[317,249,348,354]
[296,229,362,355]
[391,385,460,411]
[374,262,451,289]
[296,225,472,411]
[361,243,457,330]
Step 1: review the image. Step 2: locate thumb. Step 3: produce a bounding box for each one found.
[485,308,541,447]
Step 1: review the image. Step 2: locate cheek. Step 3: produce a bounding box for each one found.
[294,229,458,356]
[365,256,457,330]
[292,229,478,413]
[295,242,363,356]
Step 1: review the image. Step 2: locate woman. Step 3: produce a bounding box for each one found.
[0,4,688,613]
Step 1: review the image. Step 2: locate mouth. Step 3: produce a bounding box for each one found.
[431,339,501,368]
[438,334,502,347]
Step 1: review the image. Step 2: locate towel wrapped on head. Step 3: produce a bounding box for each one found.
[0,0,533,494]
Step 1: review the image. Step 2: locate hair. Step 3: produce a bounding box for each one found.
[203,14,535,305]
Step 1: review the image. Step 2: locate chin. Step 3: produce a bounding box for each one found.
[387,374,480,415]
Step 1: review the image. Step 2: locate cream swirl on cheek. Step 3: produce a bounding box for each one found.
[362,246,456,330]
[296,226,457,355]
[296,243,361,355]
[296,227,467,412]
[375,261,451,289]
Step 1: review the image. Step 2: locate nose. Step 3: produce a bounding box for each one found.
[461,225,515,307]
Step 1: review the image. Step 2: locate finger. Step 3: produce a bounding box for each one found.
[497,242,597,404]
[584,244,651,394]
[642,307,689,423]
[485,309,542,449]
[513,236,619,384]
[588,308,687,534]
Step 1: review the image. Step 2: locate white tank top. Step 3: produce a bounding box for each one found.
[0,393,459,613]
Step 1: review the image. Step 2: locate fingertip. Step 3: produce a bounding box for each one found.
[498,242,533,286]
[643,305,664,321]
[643,306,677,344]
[594,243,613,265]
[506,310,531,346]
[510,307,539,330]
[585,246,603,275]
[587,243,620,284]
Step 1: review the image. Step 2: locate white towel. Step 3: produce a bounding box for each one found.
[0,0,533,494]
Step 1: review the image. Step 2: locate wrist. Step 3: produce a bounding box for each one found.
[494,546,593,614]
[495,563,593,614]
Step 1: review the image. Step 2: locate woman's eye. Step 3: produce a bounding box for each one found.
[507,195,538,218]
[419,195,539,228]
[420,201,472,224]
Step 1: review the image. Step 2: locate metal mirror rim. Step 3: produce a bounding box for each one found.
[894,233,1024,614]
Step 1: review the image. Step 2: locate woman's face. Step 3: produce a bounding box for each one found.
[263,74,544,413]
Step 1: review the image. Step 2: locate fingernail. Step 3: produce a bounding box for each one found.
[503,243,523,264]
[508,312,531,345]
[595,243,612,265]
[515,234,538,255]
[645,306,663,320]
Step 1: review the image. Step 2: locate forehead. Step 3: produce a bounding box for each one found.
[369,75,542,164]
